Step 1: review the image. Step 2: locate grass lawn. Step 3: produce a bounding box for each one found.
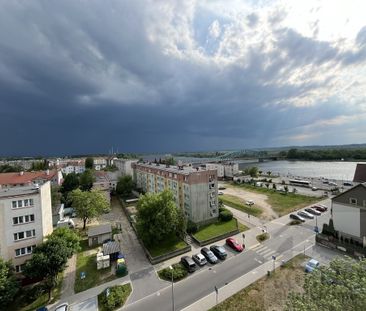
[98,284,132,311]
[238,222,249,232]
[11,274,63,311]
[193,219,238,242]
[74,247,117,293]
[230,183,320,216]
[146,235,188,258]
[221,194,262,217]
[210,254,308,311]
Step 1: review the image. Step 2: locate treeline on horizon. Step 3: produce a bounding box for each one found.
[280,148,366,161]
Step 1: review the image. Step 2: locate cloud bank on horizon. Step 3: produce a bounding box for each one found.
[1,0,366,156]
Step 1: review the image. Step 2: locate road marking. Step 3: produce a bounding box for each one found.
[262,250,276,258]
[254,245,267,252]
[254,258,263,264]
[256,247,271,255]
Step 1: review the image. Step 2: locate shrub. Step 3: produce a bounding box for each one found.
[289,220,301,226]
[158,263,188,282]
[186,220,198,234]
[257,233,269,242]
[219,210,233,222]
[98,284,131,311]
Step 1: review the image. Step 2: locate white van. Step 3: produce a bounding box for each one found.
[57,218,75,229]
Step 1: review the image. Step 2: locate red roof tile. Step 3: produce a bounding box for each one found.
[0,170,57,185]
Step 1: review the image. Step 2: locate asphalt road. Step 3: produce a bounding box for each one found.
[123,208,331,311]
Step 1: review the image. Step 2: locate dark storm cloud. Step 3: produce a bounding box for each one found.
[0,1,366,156]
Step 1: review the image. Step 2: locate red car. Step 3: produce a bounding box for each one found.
[313,205,328,212]
[226,238,244,252]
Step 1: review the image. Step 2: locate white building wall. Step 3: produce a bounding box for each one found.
[332,202,361,238]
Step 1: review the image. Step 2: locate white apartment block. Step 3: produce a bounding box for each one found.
[205,162,239,179]
[114,159,138,177]
[93,158,107,171]
[133,162,218,225]
[0,182,53,273]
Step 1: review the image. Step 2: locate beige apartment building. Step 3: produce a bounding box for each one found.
[0,182,53,273]
[132,162,218,225]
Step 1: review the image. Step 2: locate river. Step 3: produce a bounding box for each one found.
[239,160,366,181]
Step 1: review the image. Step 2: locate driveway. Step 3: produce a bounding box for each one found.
[70,297,97,311]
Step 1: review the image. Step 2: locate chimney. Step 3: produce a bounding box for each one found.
[19,171,24,176]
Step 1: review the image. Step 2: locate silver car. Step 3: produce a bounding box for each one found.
[297,210,314,219]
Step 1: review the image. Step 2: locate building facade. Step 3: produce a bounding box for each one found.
[133,162,218,224]
[331,183,366,245]
[0,182,53,273]
[205,162,239,179]
[0,170,63,189]
[114,159,138,177]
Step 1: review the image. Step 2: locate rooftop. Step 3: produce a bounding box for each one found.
[353,164,366,183]
[88,223,112,237]
[0,170,57,186]
[0,184,41,198]
[135,162,213,175]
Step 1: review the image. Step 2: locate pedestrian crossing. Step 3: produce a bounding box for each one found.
[253,244,280,260]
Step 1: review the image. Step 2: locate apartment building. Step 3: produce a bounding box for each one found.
[93,158,107,171]
[133,162,218,224]
[0,182,53,273]
[60,160,86,175]
[205,162,239,179]
[93,171,111,203]
[0,170,63,189]
[114,158,138,177]
[331,183,366,246]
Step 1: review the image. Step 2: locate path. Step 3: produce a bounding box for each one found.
[61,254,77,299]
[222,186,278,220]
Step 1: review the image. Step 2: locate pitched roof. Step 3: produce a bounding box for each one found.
[0,170,57,186]
[88,223,112,237]
[353,164,366,182]
[332,183,366,201]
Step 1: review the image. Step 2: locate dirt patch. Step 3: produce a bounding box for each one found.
[222,185,278,221]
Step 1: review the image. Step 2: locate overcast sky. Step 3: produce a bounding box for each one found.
[1,0,366,156]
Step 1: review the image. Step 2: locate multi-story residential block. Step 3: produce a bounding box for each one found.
[93,171,111,203]
[0,170,63,189]
[133,162,218,225]
[114,159,138,177]
[331,183,366,246]
[93,158,107,171]
[205,162,239,179]
[0,182,53,273]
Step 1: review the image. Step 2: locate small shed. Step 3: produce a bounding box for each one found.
[103,241,121,260]
[88,224,112,247]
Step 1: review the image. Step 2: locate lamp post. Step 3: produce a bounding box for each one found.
[169,266,175,311]
[242,233,245,247]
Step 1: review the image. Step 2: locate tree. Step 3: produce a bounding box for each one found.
[70,189,110,229]
[60,172,79,195]
[249,167,258,177]
[286,257,366,311]
[24,238,69,301]
[0,164,23,173]
[267,171,272,176]
[136,190,185,246]
[79,169,95,191]
[116,175,134,198]
[47,227,80,257]
[164,157,176,166]
[51,185,62,207]
[0,259,19,308]
[85,157,94,169]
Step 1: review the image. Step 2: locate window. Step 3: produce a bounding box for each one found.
[14,230,35,241]
[29,199,34,206]
[12,201,17,208]
[15,245,36,257]
[350,198,357,205]
[15,264,26,273]
[30,214,35,222]
[24,199,29,207]
[13,217,18,225]
[12,214,35,225]
[17,200,22,208]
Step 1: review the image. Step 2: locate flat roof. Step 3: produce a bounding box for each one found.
[135,162,214,175]
[0,185,40,198]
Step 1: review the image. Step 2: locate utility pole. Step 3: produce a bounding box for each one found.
[169,266,175,311]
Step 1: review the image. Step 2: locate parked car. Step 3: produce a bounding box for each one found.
[323,180,329,184]
[218,191,224,195]
[289,213,305,222]
[226,237,244,252]
[246,200,254,206]
[55,303,69,311]
[201,247,218,264]
[311,186,318,191]
[329,181,338,186]
[192,253,207,266]
[305,208,321,216]
[313,204,328,212]
[210,245,227,260]
[181,256,197,272]
[297,211,314,219]
[343,182,353,186]
[305,259,320,273]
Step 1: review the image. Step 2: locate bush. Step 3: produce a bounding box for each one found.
[158,263,188,282]
[219,210,233,222]
[257,233,269,242]
[289,220,301,226]
[186,220,198,234]
[98,284,132,311]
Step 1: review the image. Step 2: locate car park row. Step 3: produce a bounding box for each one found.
[180,238,244,273]
[289,204,328,222]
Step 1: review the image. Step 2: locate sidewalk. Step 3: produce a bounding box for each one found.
[60,254,76,299]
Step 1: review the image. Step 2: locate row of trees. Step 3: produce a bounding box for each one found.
[0,228,80,308]
[282,148,366,160]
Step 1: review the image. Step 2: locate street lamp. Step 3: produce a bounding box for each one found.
[169,266,175,311]
[242,233,245,247]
